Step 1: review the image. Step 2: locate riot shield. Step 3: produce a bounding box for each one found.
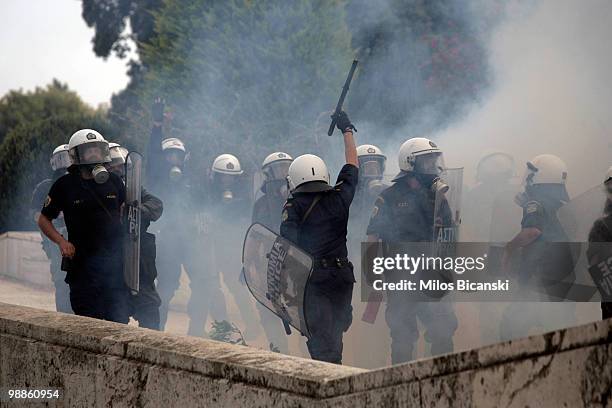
[462,180,522,242]
[123,152,142,294]
[242,223,313,337]
[557,184,609,300]
[559,184,607,242]
[434,167,463,243]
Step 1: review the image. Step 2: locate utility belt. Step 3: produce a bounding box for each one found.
[313,257,350,269]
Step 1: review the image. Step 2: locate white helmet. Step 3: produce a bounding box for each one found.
[287,154,331,193]
[68,129,111,165]
[476,151,515,183]
[161,137,186,153]
[525,154,567,185]
[262,152,293,181]
[108,142,129,167]
[357,144,386,178]
[394,137,445,181]
[212,153,243,175]
[50,144,71,171]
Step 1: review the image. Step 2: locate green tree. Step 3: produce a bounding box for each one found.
[115,0,353,175]
[81,0,163,59]
[0,80,92,146]
[0,81,120,232]
[0,113,117,232]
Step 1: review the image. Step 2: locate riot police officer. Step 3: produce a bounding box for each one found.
[366,137,458,364]
[188,153,258,338]
[280,111,358,364]
[462,151,520,346]
[587,166,612,320]
[30,144,73,313]
[37,129,129,323]
[463,151,518,241]
[500,154,576,340]
[251,152,293,352]
[351,144,388,231]
[146,98,198,330]
[108,143,164,329]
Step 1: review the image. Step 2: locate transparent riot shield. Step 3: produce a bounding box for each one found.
[559,184,607,242]
[557,184,609,300]
[123,152,142,294]
[242,223,313,337]
[434,167,463,243]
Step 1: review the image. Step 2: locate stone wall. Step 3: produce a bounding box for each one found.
[1,302,610,407]
[0,232,51,288]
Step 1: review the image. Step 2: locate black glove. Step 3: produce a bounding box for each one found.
[333,110,357,133]
[152,97,165,123]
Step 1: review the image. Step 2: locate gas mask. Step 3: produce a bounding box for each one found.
[416,173,448,194]
[264,179,289,198]
[430,177,449,195]
[169,166,183,181]
[222,190,234,202]
[90,164,109,184]
[367,179,387,195]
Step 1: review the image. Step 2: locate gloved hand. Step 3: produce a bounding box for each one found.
[152,97,165,123]
[333,110,357,133]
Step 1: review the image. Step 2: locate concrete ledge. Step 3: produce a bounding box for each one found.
[0,232,52,288]
[1,302,611,406]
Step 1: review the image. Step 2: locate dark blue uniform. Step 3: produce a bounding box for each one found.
[500,194,576,340]
[366,179,457,364]
[40,171,128,323]
[280,164,358,364]
[130,188,163,329]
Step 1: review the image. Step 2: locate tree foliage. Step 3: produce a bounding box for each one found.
[81,0,163,58]
[0,80,92,146]
[0,84,116,232]
[117,0,354,174]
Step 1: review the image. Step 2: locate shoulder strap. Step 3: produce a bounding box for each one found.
[301,194,322,224]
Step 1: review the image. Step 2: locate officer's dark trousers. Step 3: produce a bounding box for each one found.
[45,247,72,314]
[385,297,457,364]
[186,262,227,337]
[68,255,129,323]
[157,233,189,330]
[305,265,354,364]
[131,233,161,330]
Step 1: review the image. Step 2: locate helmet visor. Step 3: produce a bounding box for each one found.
[50,150,72,171]
[165,149,185,167]
[414,152,445,175]
[263,160,291,181]
[74,142,111,165]
[360,159,384,178]
[110,146,128,167]
[216,173,239,188]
